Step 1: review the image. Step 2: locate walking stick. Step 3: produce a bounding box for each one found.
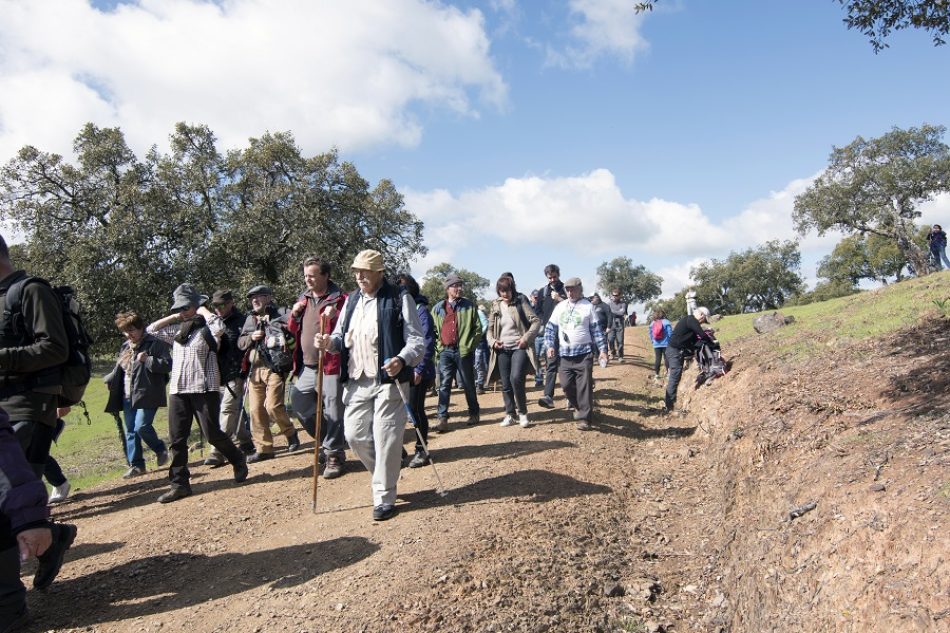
[311,314,328,514]
[394,380,447,497]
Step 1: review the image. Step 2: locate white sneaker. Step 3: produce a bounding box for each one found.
[49,481,71,504]
[499,415,516,427]
[518,414,531,428]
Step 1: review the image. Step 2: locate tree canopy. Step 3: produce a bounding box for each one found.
[595,256,663,304]
[793,124,950,276]
[817,232,909,285]
[420,263,489,304]
[0,122,426,352]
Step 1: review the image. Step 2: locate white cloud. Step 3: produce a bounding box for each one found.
[0,0,506,160]
[547,0,649,68]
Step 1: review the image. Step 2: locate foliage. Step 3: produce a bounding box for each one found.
[420,262,490,303]
[646,288,688,321]
[793,124,950,277]
[595,256,663,304]
[817,232,909,285]
[690,240,805,315]
[0,123,426,353]
[785,279,861,306]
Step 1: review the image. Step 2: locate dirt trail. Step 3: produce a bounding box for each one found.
[22,319,949,632]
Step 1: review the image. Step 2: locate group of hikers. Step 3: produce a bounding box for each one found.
[0,234,725,631]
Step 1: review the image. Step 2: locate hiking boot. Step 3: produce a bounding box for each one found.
[157,486,192,504]
[400,448,410,469]
[156,450,169,467]
[572,410,584,421]
[240,442,256,456]
[408,452,430,468]
[48,481,71,504]
[434,417,449,433]
[233,457,249,484]
[203,455,224,468]
[286,431,301,453]
[122,465,145,479]
[318,448,327,465]
[537,396,554,409]
[323,452,345,479]
[518,414,531,428]
[246,452,273,464]
[466,414,480,426]
[499,415,515,427]
[372,503,398,521]
[33,523,77,591]
[1,606,30,633]
[576,420,593,431]
[476,385,486,395]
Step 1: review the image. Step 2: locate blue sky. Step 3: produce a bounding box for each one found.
[1,0,948,308]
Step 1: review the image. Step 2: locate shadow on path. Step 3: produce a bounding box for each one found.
[429,439,575,464]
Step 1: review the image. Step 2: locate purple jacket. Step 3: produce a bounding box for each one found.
[0,406,50,533]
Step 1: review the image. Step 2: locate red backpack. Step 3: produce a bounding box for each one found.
[651,319,665,342]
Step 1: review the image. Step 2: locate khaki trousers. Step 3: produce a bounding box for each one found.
[247,364,295,454]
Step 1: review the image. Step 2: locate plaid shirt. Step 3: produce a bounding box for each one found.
[147,316,224,394]
[544,298,607,358]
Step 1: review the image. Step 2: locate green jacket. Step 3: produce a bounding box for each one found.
[431,297,483,358]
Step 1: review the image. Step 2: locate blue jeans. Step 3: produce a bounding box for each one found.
[497,348,529,415]
[474,341,488,389]
[437,347,480,420]
[931,245,950,270]
[123,400,167,469]
[533,336,545,386]
[664,347,687,411]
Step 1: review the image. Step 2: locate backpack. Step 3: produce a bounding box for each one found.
[651,319,665,342]
[257,315,294,375]
[1,277,93,407]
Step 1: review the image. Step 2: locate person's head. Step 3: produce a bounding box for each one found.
[563,277,583,301]
[170,283,206,319]
[302,256,331,294]
[115,311,145,343]
[211,289,235,317]
[934,224,943,232]
[530,289,539,305]
[444,273,464,301]
[693,306,710,323]
[397,273,420,298]
[590,293,601,304]
[610,288,622,301]
[496,275,516,302]
[351,249,385,295]
[543,264,560,284]
[246,285,274,314]
[652,308,665,320]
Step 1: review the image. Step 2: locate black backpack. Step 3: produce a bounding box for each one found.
[1,277,93,407]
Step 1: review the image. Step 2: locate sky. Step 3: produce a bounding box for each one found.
[1,0,949,308]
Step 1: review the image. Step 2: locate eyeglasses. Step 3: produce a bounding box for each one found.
[449,283,463,288]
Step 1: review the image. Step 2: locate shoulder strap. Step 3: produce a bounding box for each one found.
[515,297,530,330]
[2,276,49,337]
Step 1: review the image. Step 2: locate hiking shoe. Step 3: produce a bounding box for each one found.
[156,450,169,467]
[33,523,77,591]
[233,460,249,484]
[1,606,30,633]
[203,455,224,468]
[572,410,584,421]
[476,385,486,395]
[518,414,531,428]
[48,481,71,504]
[372,504,398,521]
[499,415,515,427]
[537,396,554,409]
[246,452,274,463]
[434,417,449,433]
[466,414,480,426]
[286,431,301,453]
[240,443,256,456]
[323,453,345,479]
[576,420,593,431]
[158,486,192,504]
[122,466,145,479]
[408,452,430,468]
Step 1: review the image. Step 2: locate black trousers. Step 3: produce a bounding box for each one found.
[409,377,432,454]
[167,392,244,490]
[558,353,594,421]
[13,420,56,479]
[653,347,669,375]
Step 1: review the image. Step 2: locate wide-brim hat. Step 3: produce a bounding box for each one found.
[351,249,385,272]
[170,283,208,312]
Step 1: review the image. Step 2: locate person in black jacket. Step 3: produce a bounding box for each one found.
[664,307,716,413]
[104,311,171,479]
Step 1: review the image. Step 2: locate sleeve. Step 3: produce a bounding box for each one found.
[523,297,541,342]
[145,339,172,375]
[205,313,225,338]
[416,306,435,375]
[146,323,179,345]
[589,308,608,354]
[327,295,352,354]
[237,314,258,351]
[0,282,69,373]
[0,410,50,533]
[397,293,425,368]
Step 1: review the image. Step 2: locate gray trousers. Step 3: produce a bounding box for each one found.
[290,368,346,453]
[558,353,594,421]
[210,377,252,459]
[343,376,407,507]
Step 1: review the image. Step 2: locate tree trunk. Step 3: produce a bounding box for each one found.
[891,207,931,276]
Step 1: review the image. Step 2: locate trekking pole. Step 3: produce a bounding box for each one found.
[311,314,327,514]
[393,378,447,498]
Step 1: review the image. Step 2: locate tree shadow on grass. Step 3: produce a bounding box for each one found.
[28,536,379,630]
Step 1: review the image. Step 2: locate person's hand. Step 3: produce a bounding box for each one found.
[547,347,555,360]
[251,329,265,342]
[517,337,528,349]
[136,351,148,363]
[17,527,52,562]
[291,299,307,317]
[550,290,559,301]
[322,305,337,320]
[56,407,71,418]
[382,357,404,377]
[412,372,422,386]
[599,351,609,366]
[313,333,331,350]
[493,340,504,349]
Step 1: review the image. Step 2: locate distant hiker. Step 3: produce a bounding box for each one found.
[204,290,254,466]
[238,286,300,463]
[606,288,628,361]
[928,224,950,271]
[0,235,69,479]
[431,274,483,431]
[663,306,717,414]
[544,277,609,431]
[0,406,77,631]
[488,275,541,428]
[288,257,348,479]
[397,273,436,468]
[630,310,637,327]
[313,250,425,521]
[104,311,171,479]
[589,293,609,337]
[147,283,249,503]
[536,264,567,409]
[648,309,673,381]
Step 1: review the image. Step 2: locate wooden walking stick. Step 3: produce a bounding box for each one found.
[311,314,328,514]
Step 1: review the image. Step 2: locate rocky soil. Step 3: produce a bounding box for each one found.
[21,316,949,632]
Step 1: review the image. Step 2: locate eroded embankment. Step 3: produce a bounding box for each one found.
[680,316,949,633]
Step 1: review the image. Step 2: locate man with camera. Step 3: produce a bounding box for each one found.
[238,286,300,463]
